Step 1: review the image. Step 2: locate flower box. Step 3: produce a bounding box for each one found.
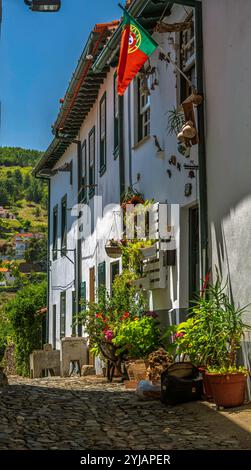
[139,243,158,260]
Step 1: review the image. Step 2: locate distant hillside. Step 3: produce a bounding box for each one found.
[0,147,47,252]
[0,147,42,167]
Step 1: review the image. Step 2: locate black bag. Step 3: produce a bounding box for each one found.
[167,361,198,379]
[161,363,203,405]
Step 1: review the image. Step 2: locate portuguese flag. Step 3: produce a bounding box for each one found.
[117,10,158,96]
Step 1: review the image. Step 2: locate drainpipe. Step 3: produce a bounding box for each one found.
[128,84,133,188]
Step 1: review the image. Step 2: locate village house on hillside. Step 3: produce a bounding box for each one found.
[15,233,35,259]
[34,0,251,388]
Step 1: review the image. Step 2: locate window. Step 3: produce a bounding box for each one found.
[89,127,95,198]
[60,292,66,339]
[137,76,151,141]
[114,73,119,158]
[81,140,87,203]
[180,14,196,102]
[98,261,106,289]
[99,93,106,175]
[111,261,120,292]
[52,205,58,260]
[61,195,67,255]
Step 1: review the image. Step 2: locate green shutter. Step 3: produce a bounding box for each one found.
[72,291,76,336]
[98,261,106,288]
[80,281,86,312]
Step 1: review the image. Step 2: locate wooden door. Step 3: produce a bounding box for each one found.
[89,267,95,302]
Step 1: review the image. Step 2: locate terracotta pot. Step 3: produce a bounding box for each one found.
[199,368,213,401]
[206,372,247,408]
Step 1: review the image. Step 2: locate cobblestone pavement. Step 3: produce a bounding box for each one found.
[0,376,250,450]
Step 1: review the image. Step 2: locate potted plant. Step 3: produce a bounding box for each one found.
[77,272,147,381]
[164,272,251,405]
[121,187,145,211]
[105,239,122,259]
[206,365,249,408]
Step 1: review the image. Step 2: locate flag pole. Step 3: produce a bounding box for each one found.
[117,3,193,89]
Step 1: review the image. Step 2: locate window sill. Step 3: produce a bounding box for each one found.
[132,135,151,150]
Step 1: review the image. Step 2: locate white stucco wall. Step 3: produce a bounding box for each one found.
[203,0,251,377]
[48,6,202,347]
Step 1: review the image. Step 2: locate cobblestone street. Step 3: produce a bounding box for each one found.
[0,376,251,450]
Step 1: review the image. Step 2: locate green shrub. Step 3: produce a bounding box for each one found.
[4,281,47,376]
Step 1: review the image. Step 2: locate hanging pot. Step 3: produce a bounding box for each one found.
[105,244,122,259]
[182,121,197,139]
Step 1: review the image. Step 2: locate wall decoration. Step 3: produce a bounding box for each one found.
[185,183,192,197]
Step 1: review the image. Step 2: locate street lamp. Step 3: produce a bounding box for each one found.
[24,1,61,12]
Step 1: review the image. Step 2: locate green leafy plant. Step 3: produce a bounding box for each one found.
[207,365,249,376]
[167,107,185,135]
[164,271,251,368]
[112,316,161,359]
[4,281,46,376]
[78,273,147,356]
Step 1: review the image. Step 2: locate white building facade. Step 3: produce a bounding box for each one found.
[34,0,251,381]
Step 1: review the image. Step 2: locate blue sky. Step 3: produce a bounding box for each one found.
[0,0,119,151]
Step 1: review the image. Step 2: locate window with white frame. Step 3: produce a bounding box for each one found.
[137,75,151,142]
[180,13,196,102]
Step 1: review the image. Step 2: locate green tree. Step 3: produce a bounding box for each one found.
[5,281,47,375]
[14,169,23,185]
[0,187,10,206]
[25,236,47,271]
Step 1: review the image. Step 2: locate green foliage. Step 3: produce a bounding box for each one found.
[112,316,161,359]
[164,272,251,368]
[4,281,47,376]
[167,107,185,135]
[78,272,147,355]
[207,365,249,375]
[0,310,11,363]
[25,236,47,271]
[0,147,47,243]
[0,147,42,167]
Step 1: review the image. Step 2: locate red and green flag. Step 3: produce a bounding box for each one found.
[117,9,158,96]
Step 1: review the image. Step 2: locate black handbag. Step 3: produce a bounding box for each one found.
[161,362,203,405]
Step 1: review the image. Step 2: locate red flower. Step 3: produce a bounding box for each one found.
[95,313,103,319]
[201,271,210,293]
[121,311,130,321]
[174,332,184,339]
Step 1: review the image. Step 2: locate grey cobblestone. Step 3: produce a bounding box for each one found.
[0,376,249,450]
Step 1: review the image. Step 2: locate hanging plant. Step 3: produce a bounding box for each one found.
[121,187,145,210]
[167,107,185,136]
